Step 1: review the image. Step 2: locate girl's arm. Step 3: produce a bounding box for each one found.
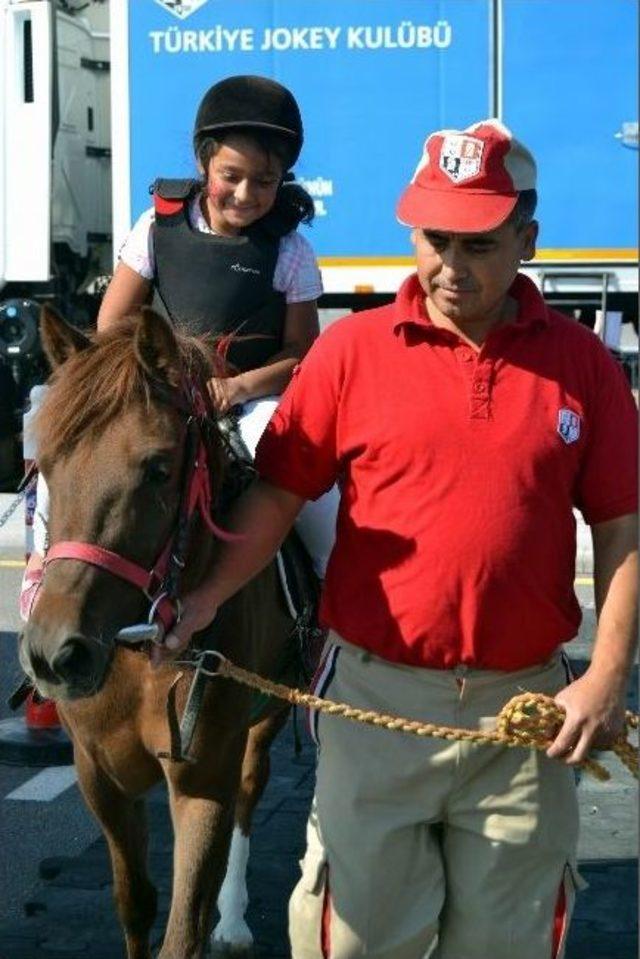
[97,263,152,332]
[208,299,319,412]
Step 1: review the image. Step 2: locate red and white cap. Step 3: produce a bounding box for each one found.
[396,119,536,233]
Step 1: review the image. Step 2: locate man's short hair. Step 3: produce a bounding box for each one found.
[509,189,538,231]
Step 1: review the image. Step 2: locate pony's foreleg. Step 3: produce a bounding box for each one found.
[211,825,252,955]
[160,791,235,959]
[211,709,290,956]
[74,751,157,959]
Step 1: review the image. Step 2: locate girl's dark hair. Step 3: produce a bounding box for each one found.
[196,128,314,228]
[274,174,315,227]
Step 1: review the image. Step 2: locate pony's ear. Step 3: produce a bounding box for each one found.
[133,307,179,380]
[40,304,91,368]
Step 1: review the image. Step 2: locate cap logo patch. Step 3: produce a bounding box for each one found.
[439,135,484,183]
[557,408,581,445]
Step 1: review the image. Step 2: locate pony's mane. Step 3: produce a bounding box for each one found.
[37,316,218,465]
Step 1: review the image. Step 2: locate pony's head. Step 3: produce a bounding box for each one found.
[19,306,224,700]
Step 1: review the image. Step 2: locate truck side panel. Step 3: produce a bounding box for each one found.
[121,0,490,263]
[502,0,638,259]
[115,0,637,295]
[51,14,111,258]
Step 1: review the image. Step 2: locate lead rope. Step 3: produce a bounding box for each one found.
[192,652,638,782]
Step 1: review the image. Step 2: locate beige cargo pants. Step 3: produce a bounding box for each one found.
[290,635,582,959]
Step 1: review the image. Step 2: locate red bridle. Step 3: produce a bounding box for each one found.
[43,381,237,636]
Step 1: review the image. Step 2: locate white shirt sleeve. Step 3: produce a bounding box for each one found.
[32,471,50,556]
[273,231,323,304]
[118,206,156,281]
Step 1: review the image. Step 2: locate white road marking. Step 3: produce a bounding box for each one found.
[6,765,77,802]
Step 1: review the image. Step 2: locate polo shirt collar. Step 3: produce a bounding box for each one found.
[392,272,551,335]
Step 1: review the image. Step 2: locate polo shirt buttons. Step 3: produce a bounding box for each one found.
[470,370,492,420]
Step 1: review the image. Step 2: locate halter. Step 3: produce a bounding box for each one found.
[43,378,237,638]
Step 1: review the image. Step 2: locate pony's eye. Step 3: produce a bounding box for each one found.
[142,457,172,485]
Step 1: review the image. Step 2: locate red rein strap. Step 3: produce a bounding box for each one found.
[187,440,242,543]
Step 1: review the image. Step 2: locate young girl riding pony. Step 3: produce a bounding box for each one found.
[21,74,338,618]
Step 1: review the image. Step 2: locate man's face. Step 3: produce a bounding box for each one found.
[412,219,537,327]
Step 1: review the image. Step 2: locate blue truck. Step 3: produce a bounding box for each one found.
[2,0,637,313]
[110,0,638,317]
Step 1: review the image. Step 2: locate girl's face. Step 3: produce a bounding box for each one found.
[203,134,283,235]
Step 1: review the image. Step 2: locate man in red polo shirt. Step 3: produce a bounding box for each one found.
[162,120,638,959]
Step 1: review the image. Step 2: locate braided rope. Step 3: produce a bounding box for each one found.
[212,657,638,782]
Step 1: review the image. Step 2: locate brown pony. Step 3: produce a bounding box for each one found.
[19,306,296,959]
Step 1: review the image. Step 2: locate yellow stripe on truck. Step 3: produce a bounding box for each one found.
[319,249,638,267]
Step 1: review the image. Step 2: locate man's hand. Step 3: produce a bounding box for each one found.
[149,481,306,667]
[206,375,248,415]
[150,590,219,667]
[547,668,627,765]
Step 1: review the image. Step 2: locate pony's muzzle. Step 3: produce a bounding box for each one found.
[51,637,96,685]
[21,627,106,699]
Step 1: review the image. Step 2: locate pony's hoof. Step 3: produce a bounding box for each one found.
[210,916,254,956]
[209,942,255,958]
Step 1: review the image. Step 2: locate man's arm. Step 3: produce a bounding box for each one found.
[548,512,638,764]
[152,480,305,664]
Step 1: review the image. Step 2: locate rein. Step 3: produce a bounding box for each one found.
[43,378,235,636]
[195,651,639,782]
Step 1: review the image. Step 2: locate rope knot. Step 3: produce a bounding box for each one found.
[496,693,564,747]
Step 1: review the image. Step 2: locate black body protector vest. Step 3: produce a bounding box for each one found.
[151,179,288,373]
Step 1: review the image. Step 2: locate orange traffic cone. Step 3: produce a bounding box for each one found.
[0,691,72,766]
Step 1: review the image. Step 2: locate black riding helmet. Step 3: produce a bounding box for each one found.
[193,75,303,168]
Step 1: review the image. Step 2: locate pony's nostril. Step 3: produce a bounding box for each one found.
[52,638,94,682]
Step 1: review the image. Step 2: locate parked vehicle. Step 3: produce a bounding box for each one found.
[0,0,110,426]
[112,0,638,326]
[1,0,637,457]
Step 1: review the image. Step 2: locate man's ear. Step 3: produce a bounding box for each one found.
[133,306,180,381]
[410,228,419,247]
[520,220,538,262]
[40,304,91,369]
